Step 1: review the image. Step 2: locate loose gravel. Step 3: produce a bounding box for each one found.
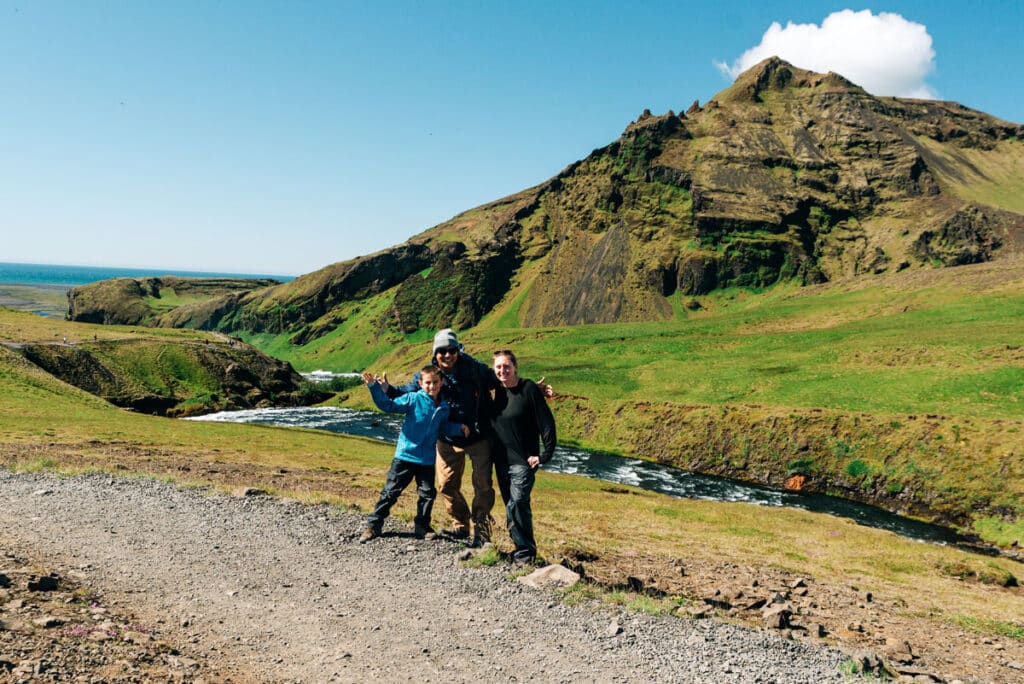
[0,471,856,682]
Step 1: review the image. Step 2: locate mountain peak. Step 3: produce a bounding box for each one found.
[718,57,866,104]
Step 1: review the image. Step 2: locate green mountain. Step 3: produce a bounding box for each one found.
[69,58,1023,343]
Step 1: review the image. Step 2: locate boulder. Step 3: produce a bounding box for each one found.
[516,564,581,590]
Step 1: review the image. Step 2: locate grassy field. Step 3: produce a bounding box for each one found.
[319,258,1024,545]
[1,318,1022,669]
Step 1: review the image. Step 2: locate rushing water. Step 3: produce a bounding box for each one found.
[189,406,964,545]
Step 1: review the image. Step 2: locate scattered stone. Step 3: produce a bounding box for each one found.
[882,639,916,664]
[0,573,10,588]
[455,549,474,562]
[27,575,59,592]
[853,650,883,675]
[811,623,827,638]
[789,578,807,589]
[762,603,793,629]
[892,664,944,681]
[605,620,623,637]
[740,597,767,611]
[684,604,711,619]
[516,564,581,590]
[32,615,63,628]
[233,487,268,497]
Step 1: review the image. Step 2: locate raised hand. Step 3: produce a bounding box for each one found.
[537,376,554,398]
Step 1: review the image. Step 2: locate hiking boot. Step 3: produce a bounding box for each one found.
[358,527,380,543]
[413,525,436,540]
[440,527,469,540]
[470,519,492,548]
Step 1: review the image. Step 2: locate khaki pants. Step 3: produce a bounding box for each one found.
[436,438,495,538]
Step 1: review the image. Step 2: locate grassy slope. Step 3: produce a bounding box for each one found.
[1,314,1022,648]
[920,137,1024,214]
[327,257,1024,544]
[0,310,307,416]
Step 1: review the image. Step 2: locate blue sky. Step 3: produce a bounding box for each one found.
[3,1,1022,276]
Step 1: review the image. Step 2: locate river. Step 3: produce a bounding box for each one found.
[188,406,963,545]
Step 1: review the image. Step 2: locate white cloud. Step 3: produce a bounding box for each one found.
[715,9,937,99]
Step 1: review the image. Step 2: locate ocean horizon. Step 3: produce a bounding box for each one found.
[0,262,296,288]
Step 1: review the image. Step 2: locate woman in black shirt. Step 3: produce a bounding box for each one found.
[490,350,556,565]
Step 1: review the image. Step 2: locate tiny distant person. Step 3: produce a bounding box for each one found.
[386,329,553,548]
[489,350,556,566]
[359,367,469,543]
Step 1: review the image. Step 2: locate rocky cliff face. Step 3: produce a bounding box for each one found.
[67,58,1024,339]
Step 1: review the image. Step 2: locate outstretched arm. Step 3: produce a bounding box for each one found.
[385,371,421,398]
[367,380,412,415]
[530,383,557,466]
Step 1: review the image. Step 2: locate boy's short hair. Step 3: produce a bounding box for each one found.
[420,366,443,380]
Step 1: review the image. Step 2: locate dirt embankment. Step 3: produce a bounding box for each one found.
[555,396,1024,540]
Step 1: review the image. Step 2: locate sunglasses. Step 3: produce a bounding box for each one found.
[437,347,459,356]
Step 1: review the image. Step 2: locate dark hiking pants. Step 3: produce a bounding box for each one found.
[499,463,536,563]
[366,458,436,532]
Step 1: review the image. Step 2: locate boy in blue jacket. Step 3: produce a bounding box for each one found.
[359,366,468,543]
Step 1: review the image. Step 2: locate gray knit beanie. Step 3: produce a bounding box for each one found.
[432,328,461,355]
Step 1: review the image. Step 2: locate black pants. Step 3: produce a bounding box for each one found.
[366,458,436,532]
[496,462,536,563]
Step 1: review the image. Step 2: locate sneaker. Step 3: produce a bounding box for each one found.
[359,528,380,543]
[413,525,436,540]
[440,527,469,540]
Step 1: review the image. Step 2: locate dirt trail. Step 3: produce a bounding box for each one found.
[0,471,852,683]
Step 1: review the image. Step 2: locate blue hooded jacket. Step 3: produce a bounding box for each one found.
[387,350,499,447]
[367,382,463,465]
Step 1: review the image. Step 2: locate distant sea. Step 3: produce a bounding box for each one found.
[0,262,295,287]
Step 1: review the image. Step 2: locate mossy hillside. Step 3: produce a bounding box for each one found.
[66,277,279,326]
[916,137,1024,214]
[236,288,433,374]
[64,60,1023,347]
[346,257,1024,541]
[1,310,314,416]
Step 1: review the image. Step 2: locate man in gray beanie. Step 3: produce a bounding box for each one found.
[386,328,550,546]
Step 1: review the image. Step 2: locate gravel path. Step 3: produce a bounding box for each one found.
[0,471,855,682]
